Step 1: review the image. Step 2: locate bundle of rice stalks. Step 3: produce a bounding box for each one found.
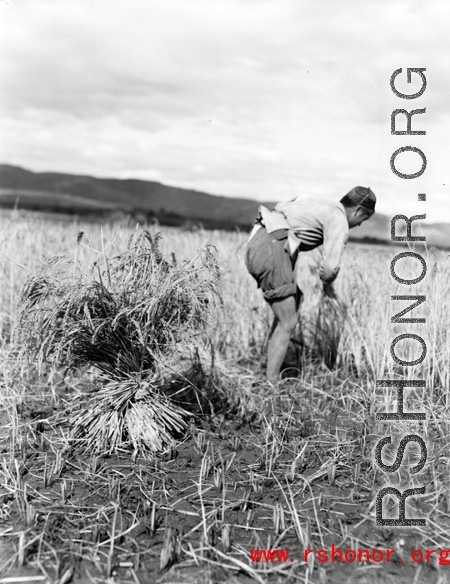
[308,296,346,368]
[16,231,222,455]
[294,247,346,369]
[71,373,187,455]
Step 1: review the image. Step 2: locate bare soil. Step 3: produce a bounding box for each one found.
[1,377,448,584]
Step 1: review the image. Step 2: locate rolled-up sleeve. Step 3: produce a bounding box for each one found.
[319,212,349,283]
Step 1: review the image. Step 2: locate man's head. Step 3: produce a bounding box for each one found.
[340,186,376,228]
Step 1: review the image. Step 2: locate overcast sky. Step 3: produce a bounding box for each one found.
[0,0,449,222]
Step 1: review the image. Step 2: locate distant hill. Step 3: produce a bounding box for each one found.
[0,164,448,248]
[0,164,260,230]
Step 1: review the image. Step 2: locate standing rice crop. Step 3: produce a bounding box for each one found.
[16,230,222,455]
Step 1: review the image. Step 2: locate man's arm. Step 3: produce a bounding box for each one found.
[319,213,349,285]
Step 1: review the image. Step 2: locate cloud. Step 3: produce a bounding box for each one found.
[0,0,449,221]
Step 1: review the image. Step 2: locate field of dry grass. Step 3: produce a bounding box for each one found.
[0,211,449,584]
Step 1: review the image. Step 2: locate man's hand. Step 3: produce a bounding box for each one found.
[319,264,339,283]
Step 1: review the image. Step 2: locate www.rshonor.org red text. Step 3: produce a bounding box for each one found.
[249,547,450,565]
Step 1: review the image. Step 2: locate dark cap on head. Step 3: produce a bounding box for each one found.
[342,186,376,211]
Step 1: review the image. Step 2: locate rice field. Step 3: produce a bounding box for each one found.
[0,210,449,584]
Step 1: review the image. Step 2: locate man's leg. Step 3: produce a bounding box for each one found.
[261,313,278,368]
[266,295,298,383]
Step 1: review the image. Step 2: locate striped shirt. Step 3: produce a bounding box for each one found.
[256,195,349,283]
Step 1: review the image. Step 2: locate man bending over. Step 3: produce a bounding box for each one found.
[245,186,376,383]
